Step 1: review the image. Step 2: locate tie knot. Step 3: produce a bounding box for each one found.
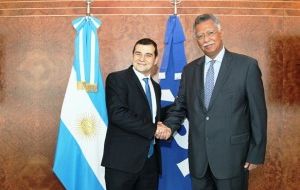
[210,60,216,65]
[143,78,149,84]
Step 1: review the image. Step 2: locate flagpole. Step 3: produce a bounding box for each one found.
[171,0,181,15]
[86,0,92,16]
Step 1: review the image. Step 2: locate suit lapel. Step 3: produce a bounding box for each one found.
[151,78,161,121]
[208,50,233,111]
[128,66,150,107]
[128,66,159,118]
[195,57,207,112]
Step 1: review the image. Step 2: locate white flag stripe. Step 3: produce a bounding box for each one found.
[79,30,85,82]
[73,17,84,29]
[90,31,96,84]
[61,67,106,188]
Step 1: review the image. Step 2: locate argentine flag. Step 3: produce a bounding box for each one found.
[53,16,108,190]
[159,15,191,190]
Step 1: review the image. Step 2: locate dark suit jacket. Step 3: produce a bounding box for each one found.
[101,66,161,174]
[164,50,267,179]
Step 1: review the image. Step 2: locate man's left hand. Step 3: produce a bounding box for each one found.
[244,162,259,170]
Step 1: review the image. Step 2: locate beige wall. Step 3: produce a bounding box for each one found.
[0,1,299,189]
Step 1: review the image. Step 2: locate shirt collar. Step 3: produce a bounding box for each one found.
[205,46,225,64]
[132,66,151,81]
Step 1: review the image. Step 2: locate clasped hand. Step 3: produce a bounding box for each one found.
[155,122,172,140]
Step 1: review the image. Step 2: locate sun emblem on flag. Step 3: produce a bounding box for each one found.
[77,114,97,137]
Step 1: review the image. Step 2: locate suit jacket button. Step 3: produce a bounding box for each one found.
[206,116,209,120]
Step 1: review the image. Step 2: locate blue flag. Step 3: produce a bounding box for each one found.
[158,15,191,190]
[53,16,108,190]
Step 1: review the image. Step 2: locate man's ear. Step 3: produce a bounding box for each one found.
[219,28,223,38]
[154,57,159,65]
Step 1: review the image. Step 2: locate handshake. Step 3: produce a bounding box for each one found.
[155,122,172,140]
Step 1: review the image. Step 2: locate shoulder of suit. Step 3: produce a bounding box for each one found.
[107,67,132,79]
[184,57,203,69]
[180,57,203,74]
[227,51,258,64]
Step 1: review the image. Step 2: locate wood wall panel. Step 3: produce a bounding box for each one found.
[281,17,300,190]
[0,0,299,189]
[1,1,300,16]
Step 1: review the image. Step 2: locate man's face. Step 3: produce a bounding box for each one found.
[132,44,157,76]
[194,20,223,59]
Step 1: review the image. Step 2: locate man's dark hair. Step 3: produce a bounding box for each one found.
[132,38,158,57]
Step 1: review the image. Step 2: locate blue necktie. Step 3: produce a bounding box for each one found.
[143,78,154,158]
[204,60,215,109]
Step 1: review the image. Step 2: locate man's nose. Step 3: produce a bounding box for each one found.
[139,55,145,61]
[203,34,210,42]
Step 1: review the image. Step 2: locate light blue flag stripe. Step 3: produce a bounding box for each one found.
[53,121,104,190]
[73,16,102,88]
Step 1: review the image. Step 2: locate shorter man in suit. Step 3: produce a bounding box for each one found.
[156,14,267,190]
[102,38,162,190]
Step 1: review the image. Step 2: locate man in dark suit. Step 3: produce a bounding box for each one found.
[156,14,267,190]
[101,38,162,190]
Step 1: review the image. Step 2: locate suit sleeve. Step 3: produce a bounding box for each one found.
[105,74,156,140]
[163,67,188,133]
[245,61,268,164]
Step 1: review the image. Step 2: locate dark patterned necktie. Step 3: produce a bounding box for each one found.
[204,60,216,109]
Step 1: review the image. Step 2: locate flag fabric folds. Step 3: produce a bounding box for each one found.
[53,16,108,190]
[158,15,191,190]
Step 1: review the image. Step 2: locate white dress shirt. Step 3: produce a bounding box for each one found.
[204,46,225,86]
[133,67,157,124]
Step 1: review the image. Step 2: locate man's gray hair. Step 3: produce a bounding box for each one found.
[193,14,221,30]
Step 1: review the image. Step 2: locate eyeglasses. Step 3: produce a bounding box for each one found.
[195,30,218,41]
